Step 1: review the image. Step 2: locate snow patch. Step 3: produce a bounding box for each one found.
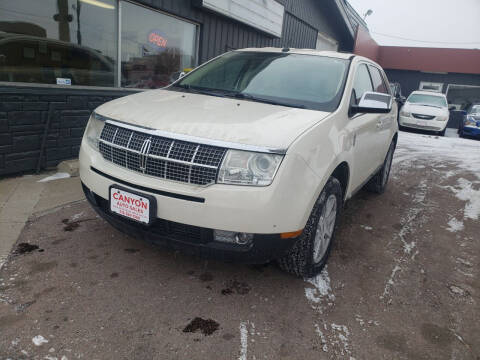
[304,267,335,312]
[449,285,467,296]
[330,324,352,357]
[238,321,251,360]
[360,225,373,231]
[315,324,328,352]
[445,178,480,220]
[38,172,70,183]
[394,132,480,178]
[32,335,48,346]
[382,265,401,299]
[0,256,6,271]
[71,212,84,221]
[447,218,464,232]
[456,258,472,267]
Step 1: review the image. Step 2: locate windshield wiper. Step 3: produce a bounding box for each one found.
[173,86,306,109]
[172,84,226,98]
[233,93,306,109]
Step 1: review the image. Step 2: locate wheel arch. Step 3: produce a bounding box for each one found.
[392,132,398,148]
[331,161,350,202]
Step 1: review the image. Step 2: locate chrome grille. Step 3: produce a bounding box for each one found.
[99,123,227,185]
[412,113,435,120]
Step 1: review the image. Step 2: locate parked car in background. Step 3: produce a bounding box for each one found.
[399,90,451,136]
[0,32,115,87]
[79,48,398,277]
[459,104,480,139]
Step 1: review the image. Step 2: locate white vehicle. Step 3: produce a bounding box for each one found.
[79,48,398,277]
[399,90,450,136]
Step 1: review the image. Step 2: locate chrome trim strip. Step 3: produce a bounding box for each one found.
[100,117,287,155]
[188,145,200,183]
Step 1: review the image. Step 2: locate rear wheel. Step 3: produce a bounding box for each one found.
[365,141,395,194]
[277,177,342,278]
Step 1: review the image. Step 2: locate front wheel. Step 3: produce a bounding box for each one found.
[365,141,395,194]
[277,177,343,278]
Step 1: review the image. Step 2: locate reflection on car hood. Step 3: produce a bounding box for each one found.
[95,89,330,149]
[403,103,448,116]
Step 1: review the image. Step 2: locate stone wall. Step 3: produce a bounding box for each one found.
[0,85,136,176]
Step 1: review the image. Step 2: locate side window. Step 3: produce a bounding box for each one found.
[368,65,388,94]
[352,64,373,104]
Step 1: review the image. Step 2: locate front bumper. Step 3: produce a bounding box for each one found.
[79,137,320,234]
[463,125,480,137]
[82,183,298,263]
[399,115,447,132]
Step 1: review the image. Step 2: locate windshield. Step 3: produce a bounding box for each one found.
[468,105,480,114]
[172,51,350,111]
[407,93,447,108]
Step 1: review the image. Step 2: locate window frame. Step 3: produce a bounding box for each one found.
[351,62,374,106]
[367,64,389,95]
[0,0,200,90]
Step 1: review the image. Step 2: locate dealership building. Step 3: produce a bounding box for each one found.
[0,0,359,176]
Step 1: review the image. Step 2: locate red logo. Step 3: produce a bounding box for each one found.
[113,192,148,210]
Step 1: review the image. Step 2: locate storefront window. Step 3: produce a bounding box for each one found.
[121,1,198,89]
[0,0,117,86]
[0,0,198,88]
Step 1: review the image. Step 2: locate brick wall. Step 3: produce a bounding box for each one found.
[0,85,136,176]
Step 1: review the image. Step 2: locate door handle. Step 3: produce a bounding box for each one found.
[376,121,382,129]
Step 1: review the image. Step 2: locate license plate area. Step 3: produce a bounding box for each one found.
[109,185,156,225]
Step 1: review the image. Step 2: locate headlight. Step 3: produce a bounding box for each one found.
[400,110,411,117]
[84,112,106,151]
[217,150,283,186]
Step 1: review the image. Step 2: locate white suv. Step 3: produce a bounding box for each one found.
[79,48,398,277]
[399,90,450,136]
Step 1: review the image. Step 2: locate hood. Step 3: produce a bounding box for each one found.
[469,114,480,121]
[403,102,448,117]
[95,89,329,149]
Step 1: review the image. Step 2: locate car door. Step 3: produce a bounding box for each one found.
[368,65,396,162]
[347,63,383,190]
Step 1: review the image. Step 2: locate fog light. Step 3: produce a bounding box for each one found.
[214,230,253,245]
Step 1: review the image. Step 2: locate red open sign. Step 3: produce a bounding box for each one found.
[148,31,168,49]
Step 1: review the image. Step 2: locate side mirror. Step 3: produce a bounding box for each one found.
[350,92,393,116]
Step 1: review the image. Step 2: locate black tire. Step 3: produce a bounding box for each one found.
[365,141,395,194]
[277,177,343,278]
